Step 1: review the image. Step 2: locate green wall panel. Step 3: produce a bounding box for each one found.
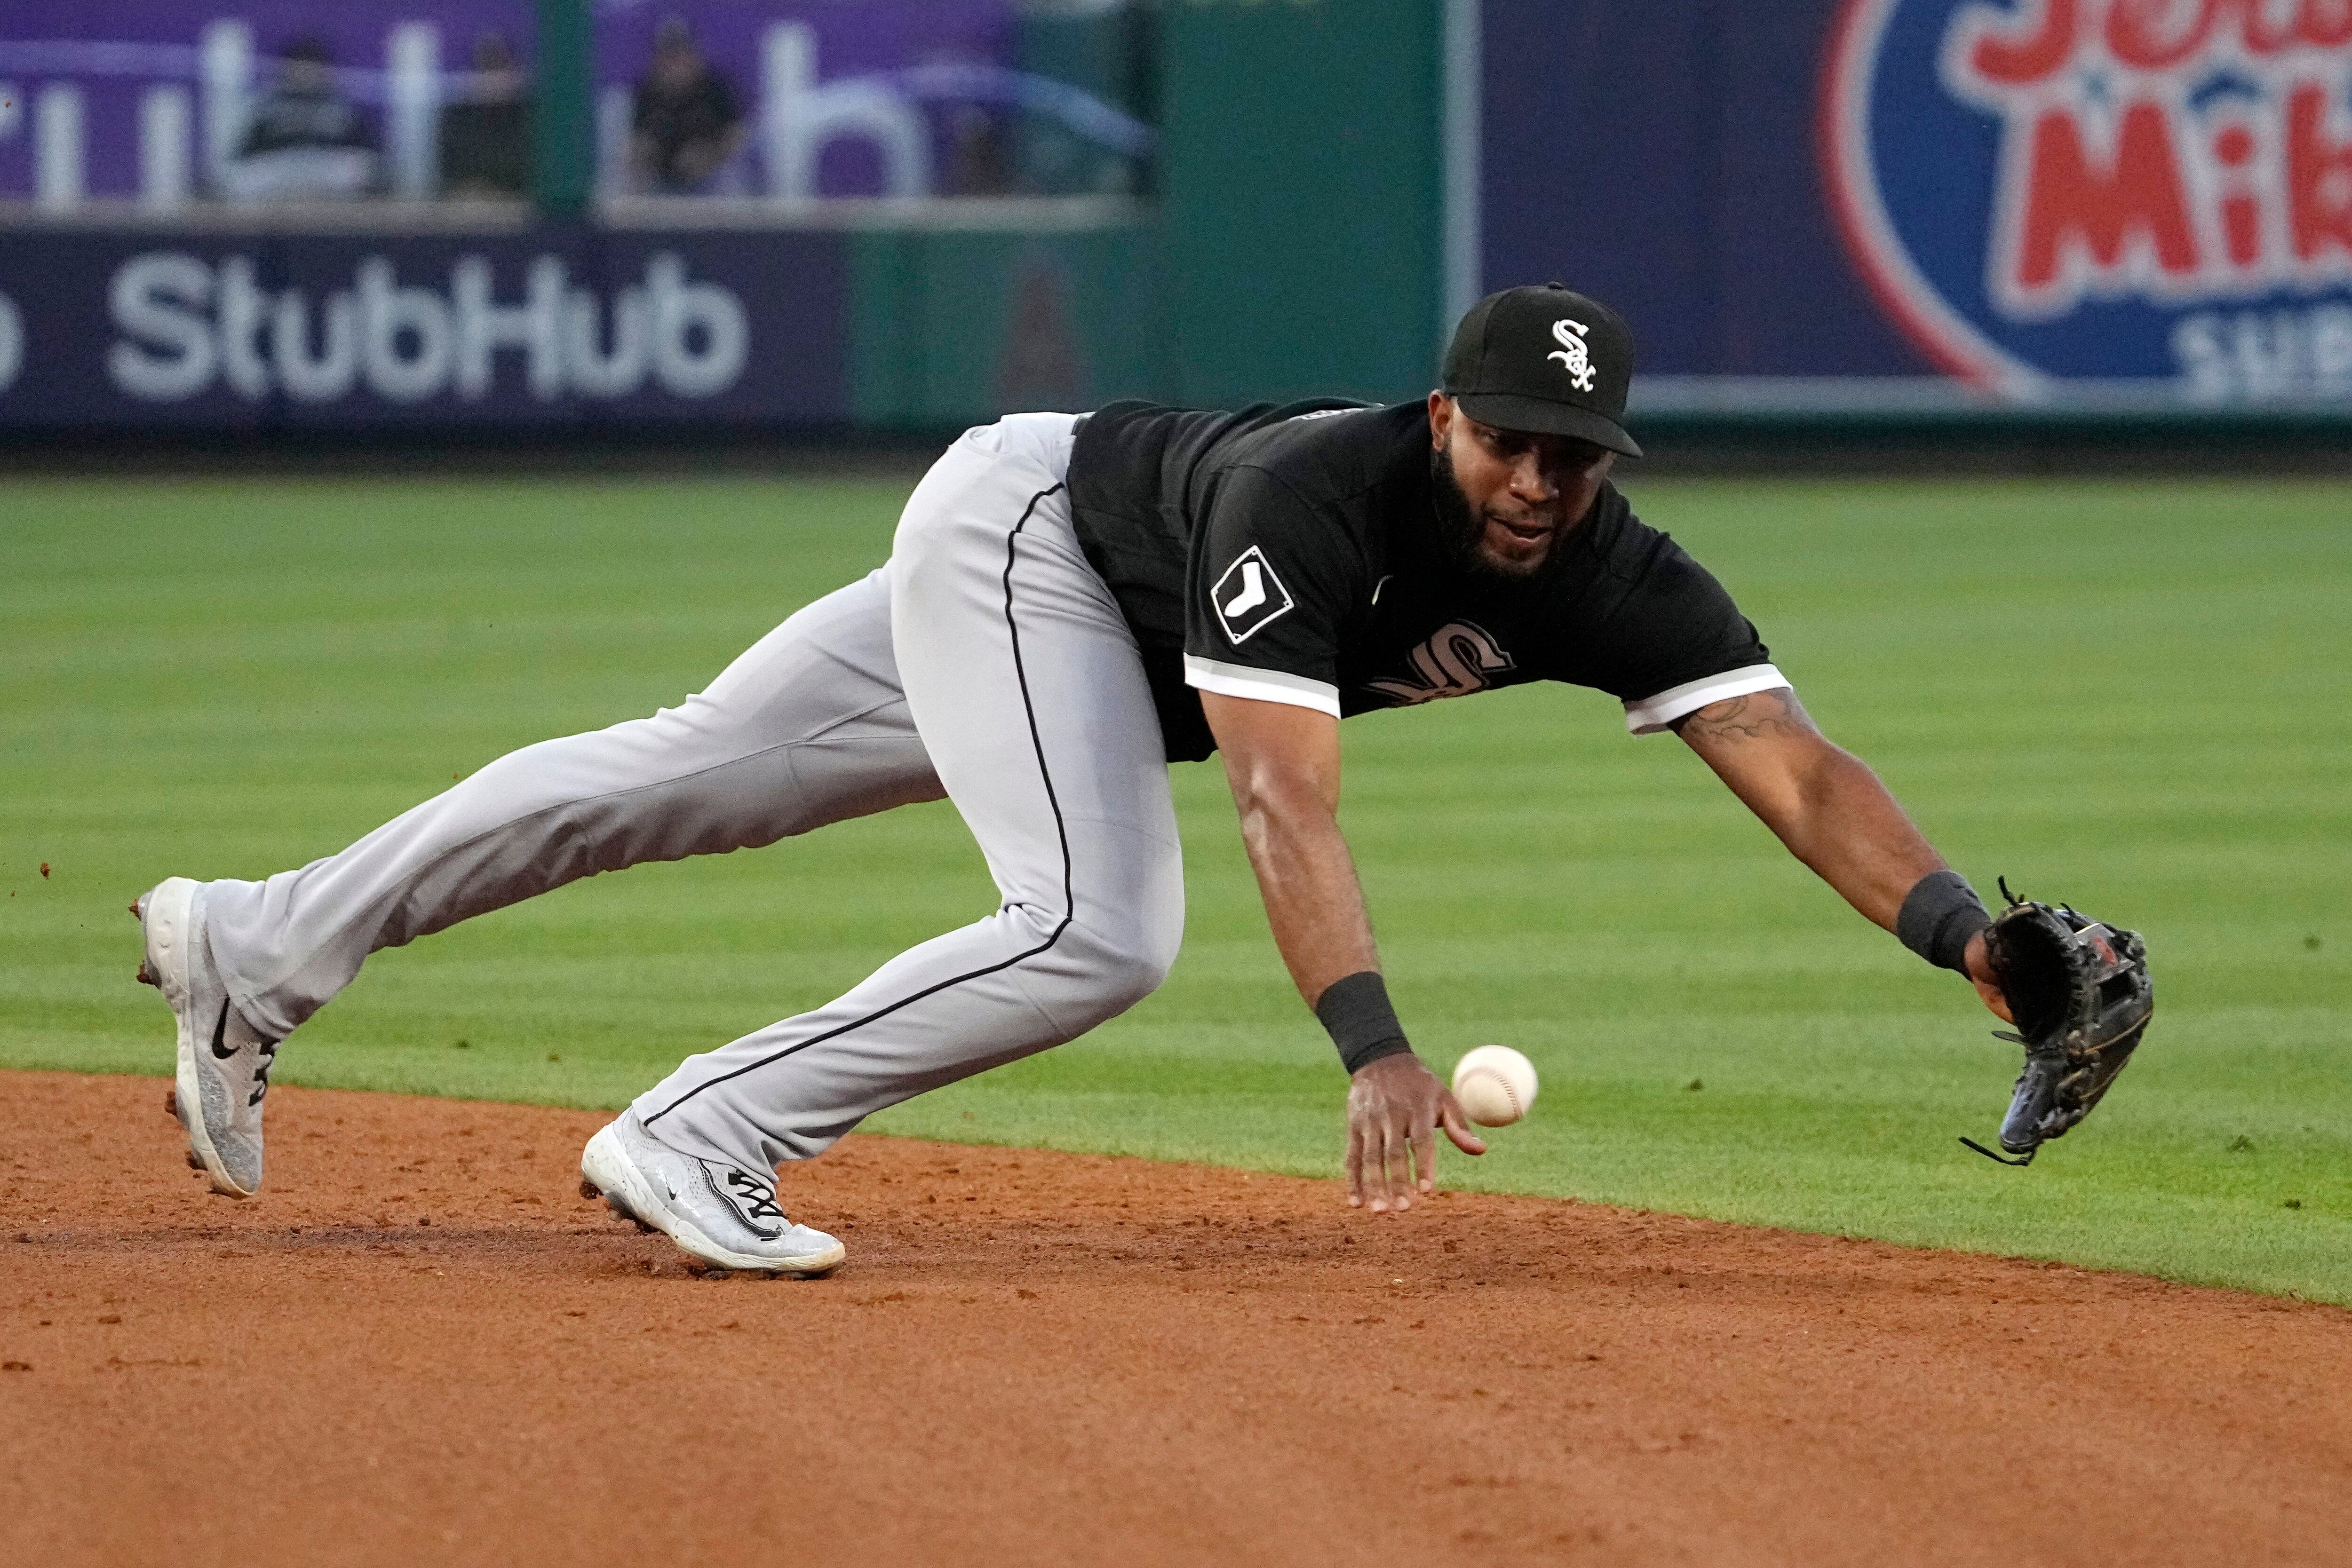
[532,0,593,216]
[846,0,1446,427]
[1158,0,1445,408]
[849,228,1165,428]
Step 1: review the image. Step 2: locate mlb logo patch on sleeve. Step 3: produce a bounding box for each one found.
[1210,546,1296,646]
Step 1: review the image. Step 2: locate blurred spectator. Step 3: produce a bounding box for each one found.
[222,38,377,203]
[944,106,1009,197]
[439,32,532,199]
[630,17,745,195]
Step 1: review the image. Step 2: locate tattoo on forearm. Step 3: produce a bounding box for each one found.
[1671,688,1818,743]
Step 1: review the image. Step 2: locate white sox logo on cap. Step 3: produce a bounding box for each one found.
[1442,285,1641,456]
[1210,546,1295,645]
[1547,319,1595,392]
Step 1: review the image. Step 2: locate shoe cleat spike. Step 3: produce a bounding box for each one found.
[578,1178,600,1201]
[136,961,159,988]
[128,898,143,919]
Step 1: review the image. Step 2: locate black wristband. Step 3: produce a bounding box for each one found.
[1315,971,1414,1074]
[1897,869,1993,974]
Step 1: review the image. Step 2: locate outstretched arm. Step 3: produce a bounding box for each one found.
[1671,688,2010,1019]
[1200,691,1484,1211]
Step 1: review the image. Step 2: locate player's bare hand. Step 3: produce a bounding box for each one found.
[1344,1053,1485,1213]
[1963,930,2014,1023]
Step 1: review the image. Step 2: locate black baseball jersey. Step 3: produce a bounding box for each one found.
[1064,399,1783,763]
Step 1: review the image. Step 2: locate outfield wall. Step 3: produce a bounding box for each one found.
[0,0,1440,434]
[0,0,2345,437]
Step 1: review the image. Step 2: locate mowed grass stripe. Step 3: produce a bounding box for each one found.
[2,474,2345,1300]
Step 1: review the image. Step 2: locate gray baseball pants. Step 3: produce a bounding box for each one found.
[203,413,1185,1176]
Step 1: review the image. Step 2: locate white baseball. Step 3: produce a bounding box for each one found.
[1451,1045,1538,1127]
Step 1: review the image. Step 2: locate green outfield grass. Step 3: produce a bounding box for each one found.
[3,469,2346,1300]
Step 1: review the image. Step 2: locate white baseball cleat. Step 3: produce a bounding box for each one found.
[579,1113,845,1278]
[134,877,280,1197]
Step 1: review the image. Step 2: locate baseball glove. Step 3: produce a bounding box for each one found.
[1960,880,2152,1167]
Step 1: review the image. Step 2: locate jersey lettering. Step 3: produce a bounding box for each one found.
[1209,546,1295,645]
[1364,621,1516,705]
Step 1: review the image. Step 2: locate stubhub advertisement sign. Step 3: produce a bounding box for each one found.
[0,230,846,430]
[1826,0,2352,401]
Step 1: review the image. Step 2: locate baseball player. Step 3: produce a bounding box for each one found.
[133,285,2051,1277]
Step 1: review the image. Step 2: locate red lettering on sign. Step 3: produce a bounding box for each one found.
[1970,0,2080,83]
[2107,0,2217,70]
[2288,83,2352,261]
[1969,0,2352,77]
[2106,0,2352,60]
[2215,123,2265,266]
[2015,101,2200,291]
[2300,0,2352,48]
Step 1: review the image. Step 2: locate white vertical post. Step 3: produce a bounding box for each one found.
[388,22,441,199]
[596,85,634,196]
[141,85,194,212]
[35,84,86,213]
[202,19,254,194]
[763,22,815,198]
[0,292,22,395]
[1441,0,1484,339]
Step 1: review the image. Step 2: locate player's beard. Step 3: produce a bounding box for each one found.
[1430,446,1563,582]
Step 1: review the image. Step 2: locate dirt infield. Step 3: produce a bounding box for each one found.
[4,1071,2348,1567]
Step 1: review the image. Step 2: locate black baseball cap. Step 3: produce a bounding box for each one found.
[1441,283,1642,458]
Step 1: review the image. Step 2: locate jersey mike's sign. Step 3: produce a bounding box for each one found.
[1825,0,2352,400]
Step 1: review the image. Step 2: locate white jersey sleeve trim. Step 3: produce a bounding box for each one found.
[1183,655,1342,718]
[1623,664,1789,735]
